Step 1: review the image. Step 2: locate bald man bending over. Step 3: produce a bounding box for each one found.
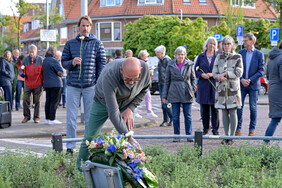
[77,57,151,169]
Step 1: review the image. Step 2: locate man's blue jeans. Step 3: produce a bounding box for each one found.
[264,118,281,143]
[159,85,172,123]
[237,87,259,131]
[171,103,192,135]
[60,78,67,106]
[15,80,24,109]
[66,85,95,150]
[2,85,12,109]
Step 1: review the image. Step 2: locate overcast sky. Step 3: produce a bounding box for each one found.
[0,0,51,16]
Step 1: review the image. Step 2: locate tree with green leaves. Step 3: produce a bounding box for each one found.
[3,0,38,50]
[33,7,63,47]
[218,0,245,37]
[242,0,281,41]
[123,15,213,60]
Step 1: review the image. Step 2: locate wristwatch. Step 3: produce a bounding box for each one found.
[248,79,251,83]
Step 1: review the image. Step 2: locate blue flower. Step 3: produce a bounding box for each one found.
[117,134,122,140]
[108,144,116,153]
[134,175,140,180]
[133,168,141,174]
[138,171,143,178]
[128,163,135,169]
[133,159,141,164]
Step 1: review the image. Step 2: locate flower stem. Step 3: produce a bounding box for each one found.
[198,68,216,89]
[225,71,228,101]
[78,40,83,80]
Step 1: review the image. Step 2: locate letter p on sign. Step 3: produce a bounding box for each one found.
[270,28,279,41]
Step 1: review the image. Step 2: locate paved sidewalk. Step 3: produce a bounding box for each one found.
[0,104,156,139]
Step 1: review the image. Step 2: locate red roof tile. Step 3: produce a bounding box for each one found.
[21,28,40,41]
[62,0,277,20]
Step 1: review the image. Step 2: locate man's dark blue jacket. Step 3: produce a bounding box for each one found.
[62,34,106,88]
[239,48,264,91]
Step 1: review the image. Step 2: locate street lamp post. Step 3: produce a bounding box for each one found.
[46,0,49,49]
[178,9,183,20]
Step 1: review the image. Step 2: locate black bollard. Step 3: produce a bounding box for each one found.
[194,129,203,156]
[51,133,63,152]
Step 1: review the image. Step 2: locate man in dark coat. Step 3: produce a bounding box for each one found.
[62,15,106,155]
[155,45,173,127]
[264,41,282,143]
[236,32,264,136]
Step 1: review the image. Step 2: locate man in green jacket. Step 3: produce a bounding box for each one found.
[76,57,150,169]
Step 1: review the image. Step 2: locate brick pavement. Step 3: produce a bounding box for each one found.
[134,95,282,152]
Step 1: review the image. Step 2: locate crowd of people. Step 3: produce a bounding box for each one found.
[0,45,67,125]
[0,15,281,168]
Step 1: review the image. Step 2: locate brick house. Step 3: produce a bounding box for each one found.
[3,0,278,56]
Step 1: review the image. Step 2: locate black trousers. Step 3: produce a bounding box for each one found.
[45,87,61,120]
[202,104,219,134]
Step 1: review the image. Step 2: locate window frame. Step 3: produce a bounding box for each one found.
[138,0,164,5]
[183,0,191,4]
[230,0,255,8]
[72,25,78,39]
[96,22,122,42]
[100,0,123,7]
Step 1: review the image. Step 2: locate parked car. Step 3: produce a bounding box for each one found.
[260,77,268,95]
[150,67,159,95]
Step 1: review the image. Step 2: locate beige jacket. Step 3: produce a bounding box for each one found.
[212,52,243,109]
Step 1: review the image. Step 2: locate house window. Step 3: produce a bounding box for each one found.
[60,27,68,45]
[37,41,41,51]
[32,20,40,30]
[231,0,255,8]
[23,22,32,32]
[72,25,78,39]
[183,0,191,3]
[100,0,123,7]
[138,0,164,5]
[199,0,207,4]
[96,22,121,42]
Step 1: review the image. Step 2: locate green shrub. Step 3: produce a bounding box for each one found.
[0,148,86,188]
[0,144,281,187]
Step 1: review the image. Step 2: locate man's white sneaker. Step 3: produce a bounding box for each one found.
[49,120,62,124]
[135,113,143,118]
[45,120,49,124]
[147,112,158,118]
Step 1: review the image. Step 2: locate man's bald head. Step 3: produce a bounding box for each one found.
[120,57,142,85]
[122,57,141,70]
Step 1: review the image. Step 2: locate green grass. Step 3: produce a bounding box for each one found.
[143,143,282,188]
[0,144,281,187]
[0,149,86,188]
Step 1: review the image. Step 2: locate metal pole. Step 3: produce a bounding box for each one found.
[194,130,203,156]
[51,133,63,152]
[178,9,183,20]
[81,0,88,16]
[46,0,49,50]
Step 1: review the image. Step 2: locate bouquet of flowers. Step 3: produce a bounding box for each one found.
[86,130,158,188]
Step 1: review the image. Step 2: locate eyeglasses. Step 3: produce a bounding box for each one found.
[123,77,140,83]
[224,43,231,46]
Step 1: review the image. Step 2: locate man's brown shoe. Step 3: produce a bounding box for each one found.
[235,130,242,136]
[34,118,40,123]
[248,131,255,136]
[22,118,30,123]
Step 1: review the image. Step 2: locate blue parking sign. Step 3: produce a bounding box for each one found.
[214,34,222,41]
[270,28,279,41]
[237,25,244,37]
